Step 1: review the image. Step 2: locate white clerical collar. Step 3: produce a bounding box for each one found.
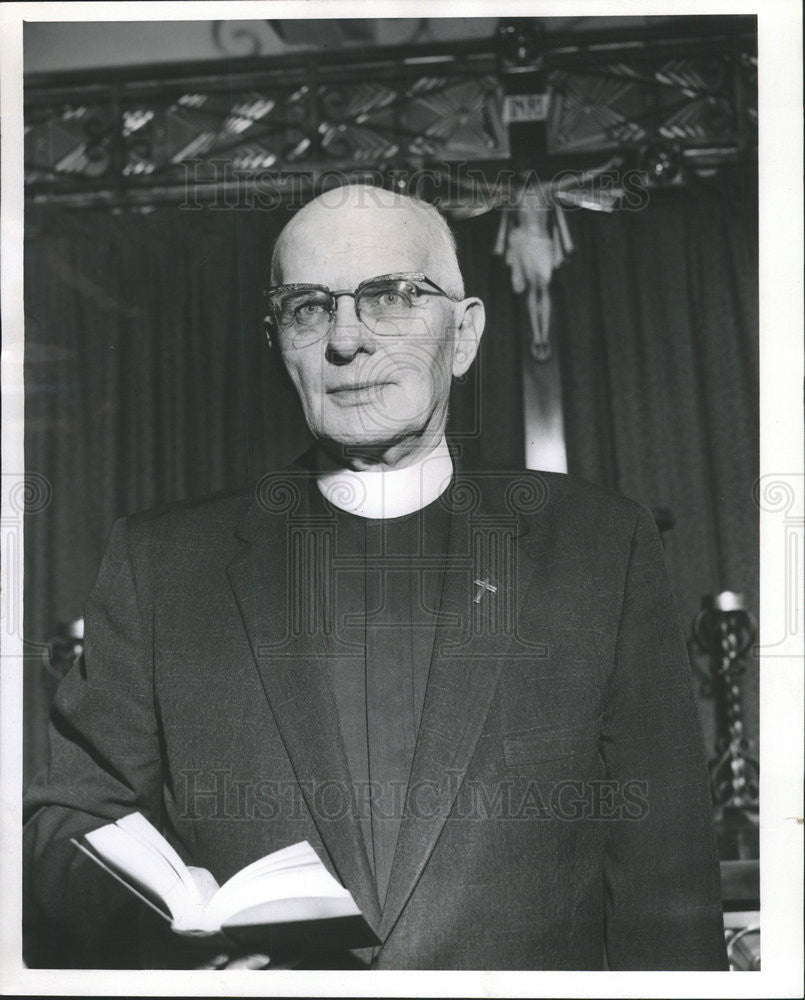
[316,437,453,519]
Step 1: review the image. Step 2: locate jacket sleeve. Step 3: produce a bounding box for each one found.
[23,517,164,966]
[599,504,728,970]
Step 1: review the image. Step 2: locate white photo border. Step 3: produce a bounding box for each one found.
[2,2,802,996]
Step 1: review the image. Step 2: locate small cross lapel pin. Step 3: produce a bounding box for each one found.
[473,578,498,604]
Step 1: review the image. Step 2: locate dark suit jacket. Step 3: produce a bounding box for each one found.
[24,458,728,970]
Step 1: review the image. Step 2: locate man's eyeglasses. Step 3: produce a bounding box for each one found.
[264,272,458,347]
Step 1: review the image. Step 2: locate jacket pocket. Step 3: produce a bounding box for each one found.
[502,719,600,768]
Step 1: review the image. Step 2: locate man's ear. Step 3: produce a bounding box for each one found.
[451,298,486,378]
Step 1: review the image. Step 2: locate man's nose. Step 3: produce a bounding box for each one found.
[325,295,375,364]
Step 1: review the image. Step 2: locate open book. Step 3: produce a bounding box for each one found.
[72,812,378,953]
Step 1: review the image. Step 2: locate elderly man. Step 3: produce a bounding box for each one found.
[24,184,727,971]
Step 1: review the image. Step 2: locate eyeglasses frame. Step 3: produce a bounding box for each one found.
[263,272,460,345]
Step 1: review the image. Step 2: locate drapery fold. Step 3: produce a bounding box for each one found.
[552,175,759,753]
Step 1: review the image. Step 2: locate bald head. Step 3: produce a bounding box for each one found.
[270,184,465,298]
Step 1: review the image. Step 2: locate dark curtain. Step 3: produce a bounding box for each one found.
[552,174,759,755]
[23,203,524,785]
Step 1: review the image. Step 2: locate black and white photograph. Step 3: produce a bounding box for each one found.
[1,1,802,995]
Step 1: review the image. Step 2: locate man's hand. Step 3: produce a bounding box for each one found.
[195,951,271,970]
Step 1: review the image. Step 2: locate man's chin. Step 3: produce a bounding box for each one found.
[311,410,413,449]
[317,428,406,454]
[314,423,426,464]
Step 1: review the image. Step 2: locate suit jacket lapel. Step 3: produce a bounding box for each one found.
[379,471,535,941]
[226,468,382,934]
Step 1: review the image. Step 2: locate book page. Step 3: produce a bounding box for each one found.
[213,840,320,897]
[84,823,195,925]
[115,813,203,905]
[203,841,357,930]
[221,893,360,929]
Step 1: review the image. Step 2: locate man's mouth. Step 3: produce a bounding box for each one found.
[327,382,392,395]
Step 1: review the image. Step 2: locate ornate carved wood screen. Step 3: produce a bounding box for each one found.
[25,18,756,207]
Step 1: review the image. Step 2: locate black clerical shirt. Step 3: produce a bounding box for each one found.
[310,485,451,906]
